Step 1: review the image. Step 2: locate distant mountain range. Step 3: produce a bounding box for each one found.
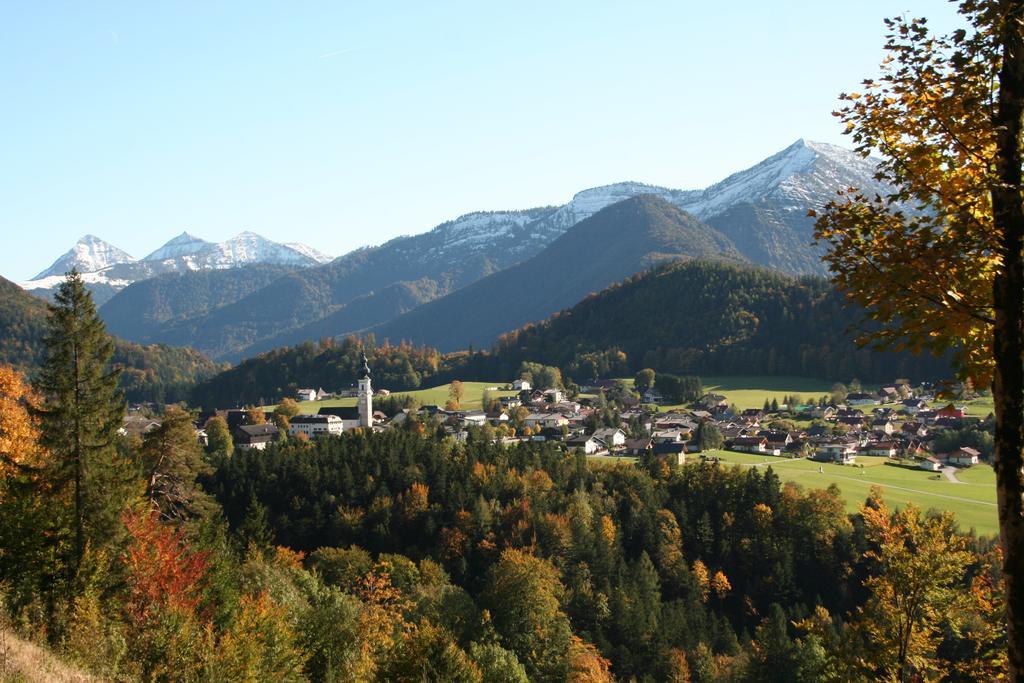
[370,195,745,351]
[18,138,891,360]
[23,231,332,305]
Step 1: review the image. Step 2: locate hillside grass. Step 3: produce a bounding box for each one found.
[0,627,100,682]
[702,449,998,536]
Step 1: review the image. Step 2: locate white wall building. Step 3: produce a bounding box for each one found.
[289,414,344,439]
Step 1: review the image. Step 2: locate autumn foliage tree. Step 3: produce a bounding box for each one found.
[121,508,210,624]
[0,365,44,478]
[847,502,973,681]
[812,2,1024,673]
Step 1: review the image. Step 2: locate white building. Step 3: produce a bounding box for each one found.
[289,414,344,439]
[512,379,531,391]
[593,428,627,448]
[358,354,373,428]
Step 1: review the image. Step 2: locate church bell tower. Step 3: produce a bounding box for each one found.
[358,353,372,428]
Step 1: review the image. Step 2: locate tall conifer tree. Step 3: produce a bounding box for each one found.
[37,271,134,575]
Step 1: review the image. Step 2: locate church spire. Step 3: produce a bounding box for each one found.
[358,353,373,428]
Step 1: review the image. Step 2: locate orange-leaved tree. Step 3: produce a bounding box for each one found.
[812,1,1024,673]
[0,365,44,479]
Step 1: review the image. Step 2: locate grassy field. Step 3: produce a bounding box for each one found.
[648,375,840,412]
[289,381,518,412]
[702,449,998,536]
[962,395,995,418]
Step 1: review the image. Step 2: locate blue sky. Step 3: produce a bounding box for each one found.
[1,1,963,281]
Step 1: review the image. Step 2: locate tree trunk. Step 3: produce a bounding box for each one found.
[991,2,1024,679]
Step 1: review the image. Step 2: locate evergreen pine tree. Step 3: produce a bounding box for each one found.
[36,271,135,576]
[141,406,216,523]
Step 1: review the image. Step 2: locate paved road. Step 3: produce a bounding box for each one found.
[941,466,963,484]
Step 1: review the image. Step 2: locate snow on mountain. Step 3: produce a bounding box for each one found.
[677,139,884,219]
[176,231,321,269]
[283,242,333,264]
[31,235,136,281]
[143,232,212,261]
[23,231,330,304]
[414,209,556,260]
[548,182,700,231]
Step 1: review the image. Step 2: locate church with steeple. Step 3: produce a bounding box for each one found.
[357,353,372,428]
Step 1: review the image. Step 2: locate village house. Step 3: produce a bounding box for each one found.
[295,387,329,402]
[652,442,687,466]
[935,404,966,420]
[902,421,929,438]
[542,388,566,404]
[838,415,867,429]
[623,437,653,456]
[860,441,898,457]
[901,398,928,414]
[498,395,522,409]
[948,446,981,466]
[233,423,280,451]
[119,415,162,439]
[846,392,879,406]
[699,393,728,409]
[593,428,627,448]
[524,412,569,430]
[814,441,858,464]
[652,428,689,444]
[919,455,944,472]
[566,434,604,455]
[641,388,664,404]
[878,386,900,402]
[764,432,793,452]
[512,379,531,391]
[289,414,344,439]
[870,418,895,435]
[731,436,769,454]
[457,410,489,428]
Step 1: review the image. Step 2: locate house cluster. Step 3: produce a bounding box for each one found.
[120,373,987,475]
[713,384,985,469]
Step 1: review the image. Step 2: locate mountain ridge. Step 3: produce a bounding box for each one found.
[24,231,332,305]
[368,194,745,351]
[90,138,888,358]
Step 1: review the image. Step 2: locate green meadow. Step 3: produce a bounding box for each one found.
[702,449,998,536]
[289,381,518,412]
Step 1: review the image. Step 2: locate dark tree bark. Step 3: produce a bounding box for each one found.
[991,2,1024,678]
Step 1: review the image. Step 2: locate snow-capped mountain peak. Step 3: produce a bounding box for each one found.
[143,231,212,261]
[677,138,882,219]
[32,234,136,281]
[183,231,326,269]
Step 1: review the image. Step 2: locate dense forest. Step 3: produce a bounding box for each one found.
[0,274,223,403]
[0,245,1005,683]
[456,260,953,385]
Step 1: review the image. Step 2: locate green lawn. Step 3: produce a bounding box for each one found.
[703,449,998,536]
[286,381,518,412]
[649,375,841,412]
[962,396,995,418]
